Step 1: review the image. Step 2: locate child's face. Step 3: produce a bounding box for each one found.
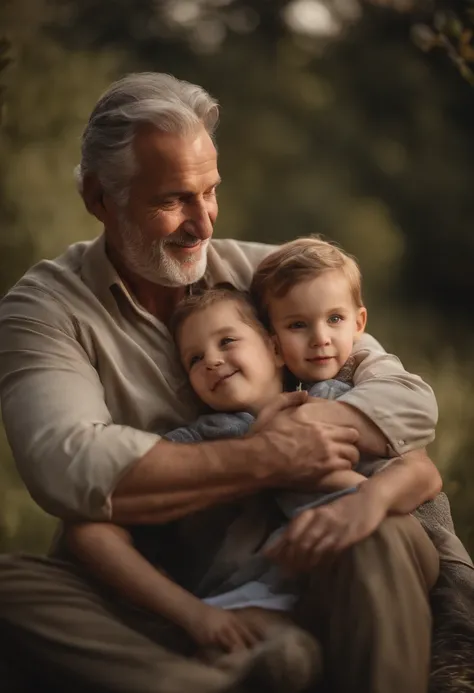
[178,300,283,415]
[268,269,367,383]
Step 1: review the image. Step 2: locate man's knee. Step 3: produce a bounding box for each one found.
[353,515,440,591]
[0,553,23,601]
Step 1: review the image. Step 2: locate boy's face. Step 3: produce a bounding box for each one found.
[268,270,367,383]
[178,300,283,414]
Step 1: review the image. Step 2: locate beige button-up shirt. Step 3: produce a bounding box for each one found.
[0,234,438,521]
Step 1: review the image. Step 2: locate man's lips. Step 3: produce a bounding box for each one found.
[168,240,203,255]
[210,370,239,391]
[306,356,335,363]
[167,236,210,254]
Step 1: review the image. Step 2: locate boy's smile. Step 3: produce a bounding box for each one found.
[209,369,240,392]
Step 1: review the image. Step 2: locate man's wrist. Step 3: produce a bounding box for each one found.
[240,431,281,487]
[202,433,278,489]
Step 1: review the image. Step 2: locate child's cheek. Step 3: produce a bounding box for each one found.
[189,372,202,399]
[282,337,298,364]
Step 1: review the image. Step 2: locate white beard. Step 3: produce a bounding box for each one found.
[118,215,209,287]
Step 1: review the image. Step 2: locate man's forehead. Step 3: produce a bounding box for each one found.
[132,124,218,184]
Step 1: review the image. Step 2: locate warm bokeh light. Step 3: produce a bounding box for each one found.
[1,0,474,558]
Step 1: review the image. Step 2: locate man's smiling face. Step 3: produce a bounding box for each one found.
[107,124,221,287]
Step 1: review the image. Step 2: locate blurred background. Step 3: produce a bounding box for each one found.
[1,0,474,555]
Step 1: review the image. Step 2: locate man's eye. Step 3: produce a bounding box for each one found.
[188,354,202,368]
[160,198,178,210]
[288,321,306,330]
[220,337,235,347]
[328,315,343,324]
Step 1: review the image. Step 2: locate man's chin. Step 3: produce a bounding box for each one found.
[125,242,209,287]
[163,245,208,285]
[154,257,207,288]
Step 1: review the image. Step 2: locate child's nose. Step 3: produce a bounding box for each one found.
[310,326,330,347]
[205,354,224,369]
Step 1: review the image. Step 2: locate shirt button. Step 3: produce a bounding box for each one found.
[398,439,405,446]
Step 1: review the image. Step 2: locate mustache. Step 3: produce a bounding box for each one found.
[163,231,208,248]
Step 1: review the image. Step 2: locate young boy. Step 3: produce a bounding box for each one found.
[65,237,434,683]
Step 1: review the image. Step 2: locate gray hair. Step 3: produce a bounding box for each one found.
[74,72,219,206]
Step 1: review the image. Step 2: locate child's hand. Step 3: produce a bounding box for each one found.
[264,486,387,573]
[184,605,265,652]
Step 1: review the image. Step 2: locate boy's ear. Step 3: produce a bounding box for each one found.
[271,334,285,367]
[354,307,368,341]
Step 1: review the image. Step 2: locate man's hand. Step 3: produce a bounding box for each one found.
[251,390,309,434]
[304,397,389,457]
[264,485,387,573]
[255,395,360,489]
[112,394,360,525]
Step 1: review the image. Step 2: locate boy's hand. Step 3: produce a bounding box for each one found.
[264,486,387,573]
[184,605,265,652]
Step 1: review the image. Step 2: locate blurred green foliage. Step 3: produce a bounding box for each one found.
[1,0,474,555]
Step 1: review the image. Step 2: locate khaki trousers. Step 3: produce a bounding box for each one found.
[0,515,439,693]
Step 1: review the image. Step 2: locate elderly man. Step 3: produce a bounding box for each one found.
[0,73,442,693]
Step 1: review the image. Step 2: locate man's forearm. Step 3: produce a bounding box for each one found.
[112,436,271,524]
[307,398,388,457]
[112,408,359,525]
[358,449,443,516]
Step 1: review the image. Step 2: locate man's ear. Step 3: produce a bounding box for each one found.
[271,334,285,367]
[354,307,368,341]
[82,174,109,224]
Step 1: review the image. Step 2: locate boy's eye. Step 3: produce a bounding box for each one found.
[328,314,343,324]
[288,321,306,330]
[188,354,202,368]
[220,337,235,347]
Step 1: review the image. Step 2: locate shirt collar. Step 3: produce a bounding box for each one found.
[80,233,125,317]
[80,232,241,317]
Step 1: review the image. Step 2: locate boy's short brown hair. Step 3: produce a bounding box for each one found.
[170,285,268,350]
[251,236,363,327]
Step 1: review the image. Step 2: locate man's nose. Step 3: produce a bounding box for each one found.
[185,199,214,240]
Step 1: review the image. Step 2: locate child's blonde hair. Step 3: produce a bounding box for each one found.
[170,285,268,348]
[251,236,363,327]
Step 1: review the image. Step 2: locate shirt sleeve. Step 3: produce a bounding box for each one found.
[338,333,438,456]
[0,286,160,521]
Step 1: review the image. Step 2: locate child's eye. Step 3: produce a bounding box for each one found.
[288,321,306,330]
[220,337,235,347]
[188,354,202,368]
[328,314,343,324]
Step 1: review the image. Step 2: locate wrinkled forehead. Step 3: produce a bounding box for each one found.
[131,124,219,190]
